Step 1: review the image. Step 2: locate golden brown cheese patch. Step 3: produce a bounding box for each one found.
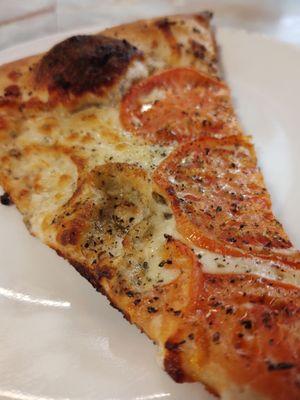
[35,35,143,96]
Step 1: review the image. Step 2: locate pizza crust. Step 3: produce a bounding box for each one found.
[103,12,219,76]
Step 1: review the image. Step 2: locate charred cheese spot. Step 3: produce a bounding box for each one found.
[189,39,207,60]
[4,85,21,98]
[36,35,142,96]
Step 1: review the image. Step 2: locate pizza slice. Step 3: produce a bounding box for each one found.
[0,12,299,400]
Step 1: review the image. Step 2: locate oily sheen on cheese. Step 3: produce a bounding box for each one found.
[0,13,299,400]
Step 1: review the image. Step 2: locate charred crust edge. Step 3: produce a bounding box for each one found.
[54,248,132,322]
[164,347,187,383]
[0,191,13,206]
[195,11,214,25]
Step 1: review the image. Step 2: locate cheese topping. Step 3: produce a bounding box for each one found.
[197,249,300,288]
[18,100,299,291]
[1,60,298,294]
[116,194,180,291]
[134,206,300,289]
[132,201,180,290]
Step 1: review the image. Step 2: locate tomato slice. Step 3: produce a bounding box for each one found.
[195,273,300,400]
[120,67,241,145]
[154,135,295,261]
[161,241,300,399]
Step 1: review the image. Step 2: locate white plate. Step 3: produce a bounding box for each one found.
[0,26,300,400]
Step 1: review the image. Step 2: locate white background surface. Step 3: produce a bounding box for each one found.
[0,0,300,50]
[0,2,300,400]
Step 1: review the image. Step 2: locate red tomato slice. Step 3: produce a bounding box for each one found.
[154,135,297,263]
[120,67,241,145]
[162,241,300,399]
[196,273,300,400]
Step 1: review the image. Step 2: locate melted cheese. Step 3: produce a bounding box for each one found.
[196,249,300,288]
[121,199,180,291]
[131,203,300,289]
[139,202,180,289]
[123,60,149,89]
[9,97,300,293]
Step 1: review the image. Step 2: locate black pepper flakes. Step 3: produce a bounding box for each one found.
[212,332,220,343]
[159,259,172,267]
[163,212,173,220]
[227,237,237,243]
[241,320,252,330]
[262,312,272,329]
[267,361,295,371]
[147,306,158,313]
[142,261,149,270]
[225,306,234,314]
